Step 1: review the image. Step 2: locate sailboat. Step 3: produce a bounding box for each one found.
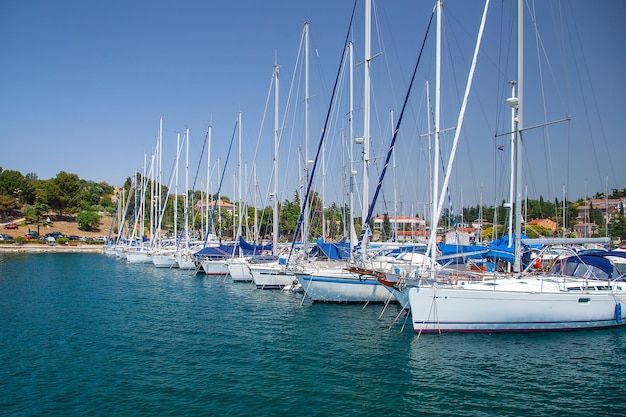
[406,0,626,333]
[152,131,185,269]
[248,54,297,290]
[295,0,427,304]
[127,126,161,264]
[195,114,242,277]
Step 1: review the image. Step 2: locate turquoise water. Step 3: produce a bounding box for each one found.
[1,253,624,416]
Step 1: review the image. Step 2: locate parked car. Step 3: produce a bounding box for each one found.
[24,231,39,240]
[3,223,18,229]
[0,233,14,241]
[44,231,64,240]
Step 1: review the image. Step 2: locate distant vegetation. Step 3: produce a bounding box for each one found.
[1,167,624,241]
[0,168,115,231]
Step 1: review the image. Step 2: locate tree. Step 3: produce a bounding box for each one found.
[53,171,81,215]
[0,195,17,214]
[0,169,32,205]
[22,200,50,235]
[279,192,301,241]
[36,180,62,215]
[609,213,626,240]
[382,213,391,239]
[77,211,101,231]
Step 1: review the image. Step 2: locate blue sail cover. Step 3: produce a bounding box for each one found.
[194,244,237,259]
[485,234,542,263]
[439,244,488,260]
[309,239,351,260]
[194,237,273,259]
[238,236,272,253]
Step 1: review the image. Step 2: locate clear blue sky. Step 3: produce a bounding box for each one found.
[1,0,624,217]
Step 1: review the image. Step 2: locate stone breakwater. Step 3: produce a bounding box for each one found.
[0,244,103,253]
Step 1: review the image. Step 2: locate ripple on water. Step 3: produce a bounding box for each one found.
[0,253,625,416]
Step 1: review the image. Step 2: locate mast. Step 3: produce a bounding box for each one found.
[513,0,524,273]
[254,163,258,243]
[185,127,189,249]
[205,125,212,238]
[158,117,163,247]
[141,153,146,242]
[304,21,310,250]
[391,109,397,241]
[217,157,221,239]
[175,132,180,245]
[322,140,326,241]
[361,0,371,257]
[428,0,442,271]
[273,64,279,254]
[507,81,516,249]
[348,40,356,260]
[562,183,566,238]
[238,111,243,241]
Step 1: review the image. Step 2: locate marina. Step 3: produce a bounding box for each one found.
[1,1,626,414]
[1,252,625,416]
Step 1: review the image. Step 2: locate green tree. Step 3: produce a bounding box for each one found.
[279,192,301,241]
[36,180,62,215]
[0,169,32,205]
[0,195,17,214]
[77,211,101,231]
[609,212,626,240]
[53,171,81,215]
[382,213,391,239]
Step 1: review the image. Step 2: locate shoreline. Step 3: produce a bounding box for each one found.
[0,244,104,253]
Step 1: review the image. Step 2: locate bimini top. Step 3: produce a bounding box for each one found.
[549,250,626,280]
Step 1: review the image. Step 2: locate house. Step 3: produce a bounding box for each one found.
[372,215,426,241]
[196,199,236,215]
[573,222,598,238]
[527,218,557,232]
[577,198,626,223]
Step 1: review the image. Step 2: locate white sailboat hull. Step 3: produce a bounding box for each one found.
[228,257,253,282]
[408,277,626,333]
[151,253,178,268]
[296,268,396,303]
[250,264,296,289]
[199,259,229,276]
[126,249,151,264]
[176,252,197,270]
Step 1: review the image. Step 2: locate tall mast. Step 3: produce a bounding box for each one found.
[273,64,280,253]
[238,111,243,241]
[205,125,212,238]
[217,157,221,239]
[391,109,397,241]
[507,81,516,249]
[175,132,180,245]
[361,0,371,257]
[158,117,163,246]
[348,40,356,259]
[185,127,189,249]
[513,0,524,273]
[304,22,310,250]
[322,140,326,241]
[428,0,442,269]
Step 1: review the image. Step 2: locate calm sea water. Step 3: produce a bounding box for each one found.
[1,253,624,416]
